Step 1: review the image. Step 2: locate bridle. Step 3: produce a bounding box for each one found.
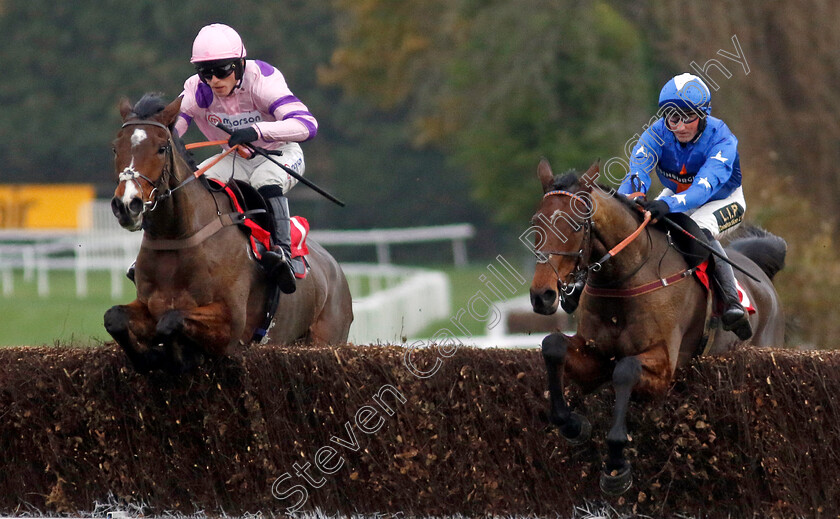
[535,189,597,295]
[118,119,193,214]
[535,189,653,295]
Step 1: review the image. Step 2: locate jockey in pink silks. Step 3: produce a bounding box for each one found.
[176,23,317,294]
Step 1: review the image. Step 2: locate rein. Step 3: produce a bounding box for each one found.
[118,123,245,250]
[119,123,245,213]
[538,189,659,296]
[119,120,175,213]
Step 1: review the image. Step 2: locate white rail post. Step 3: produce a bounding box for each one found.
[453,237,468,266]
[376,241,391,264]
[2,265,12,296]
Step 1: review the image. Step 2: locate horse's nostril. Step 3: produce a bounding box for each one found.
[111,197,123,217]
[128,197,144,215]
[531,289,557,311]
[542,290,557,305]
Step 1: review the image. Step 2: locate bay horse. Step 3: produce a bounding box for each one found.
[529,159,785,494]
[104,94,353,373]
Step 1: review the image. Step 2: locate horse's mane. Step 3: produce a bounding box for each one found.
[131,93,167,120]
[553,171,788,281]
[130,93,199,172]
[172,130,199,172]
[548,172,580,191]
[549,171,641,219]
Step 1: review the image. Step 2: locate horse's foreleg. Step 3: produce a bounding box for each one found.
[601,347,671,495]
[104,301,159,373]
[172,303,235,357]
[542,333,608,444]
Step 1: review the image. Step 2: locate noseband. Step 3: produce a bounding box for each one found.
[536,189,654,295]
[535,189,596,295]
[118,119,177,213]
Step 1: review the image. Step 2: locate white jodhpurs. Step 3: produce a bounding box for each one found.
[200,142,305,193]
[657,186,746,239]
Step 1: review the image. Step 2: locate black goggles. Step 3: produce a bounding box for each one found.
[664,111,701,128]
[196,61,237,81]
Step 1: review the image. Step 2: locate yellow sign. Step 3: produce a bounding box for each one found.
[0,184,96,229]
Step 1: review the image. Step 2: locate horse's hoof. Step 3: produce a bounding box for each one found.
[541,333,568,362]
[104,306,129,336]
[600,462,633,496]
[561,413,591,446]
[156,310,185,337]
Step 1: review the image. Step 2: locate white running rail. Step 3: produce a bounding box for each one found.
[0,200,462,337]
[342,264,451,344]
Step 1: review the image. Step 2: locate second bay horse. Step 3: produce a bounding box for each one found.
[529,159,786,494]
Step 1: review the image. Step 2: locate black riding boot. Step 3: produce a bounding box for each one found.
[706,233,752,340]
[258,185,296,294]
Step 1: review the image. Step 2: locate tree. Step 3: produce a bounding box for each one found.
[323,0,654,224]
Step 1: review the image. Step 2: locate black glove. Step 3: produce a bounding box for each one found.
[228,127,259,146]
[643,199,671,221]
[629,194,647,206]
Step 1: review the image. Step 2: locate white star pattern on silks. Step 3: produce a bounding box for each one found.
[712,151,728,163]
[635,145,647,157]
[674,194,688,205]
[698,177,712,189]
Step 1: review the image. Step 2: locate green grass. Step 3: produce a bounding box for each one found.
[0,270,134,346]
[0,263,533,346]
[414,262,531,338]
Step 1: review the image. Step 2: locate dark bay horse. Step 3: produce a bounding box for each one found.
[529,159,786,494]
[104,94,353,373]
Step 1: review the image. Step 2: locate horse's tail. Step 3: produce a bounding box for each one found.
[727,225,787,281]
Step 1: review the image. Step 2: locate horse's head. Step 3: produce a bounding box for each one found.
[111,95,183,231]
[529,159,599,315]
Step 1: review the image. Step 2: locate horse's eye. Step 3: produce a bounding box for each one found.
[111,147,117,155]
[157,146,168,155]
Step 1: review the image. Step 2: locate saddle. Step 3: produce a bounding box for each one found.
[207,178,310,279]
[657,214,755,353]
[207,178,312,343]
[655,213,709,269]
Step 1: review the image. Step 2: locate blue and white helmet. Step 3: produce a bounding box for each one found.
[658,73,712,115]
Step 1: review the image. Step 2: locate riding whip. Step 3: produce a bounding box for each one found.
[215,123,346,207]
[639,203,762,283]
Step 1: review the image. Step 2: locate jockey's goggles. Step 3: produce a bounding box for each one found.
[196,61,237,81]
[664,111,700,129]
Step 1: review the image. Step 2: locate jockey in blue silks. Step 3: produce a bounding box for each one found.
[616,73,752,340]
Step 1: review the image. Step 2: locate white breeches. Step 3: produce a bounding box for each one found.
[200,142,304,193]
[657,186,746,239]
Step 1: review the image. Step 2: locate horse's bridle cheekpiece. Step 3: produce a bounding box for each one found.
[118,119,179,213]
[537,190,596,295]
[538,189,656,296]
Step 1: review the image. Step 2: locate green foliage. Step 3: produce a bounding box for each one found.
[325,0,654,225]
[0,0,492,237]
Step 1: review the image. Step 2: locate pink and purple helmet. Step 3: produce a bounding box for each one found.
[190,23,247,63]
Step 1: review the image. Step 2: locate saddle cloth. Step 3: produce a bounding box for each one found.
[693,260,756,315]
[209,179,310,279]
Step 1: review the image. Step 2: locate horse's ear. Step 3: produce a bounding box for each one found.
[157,96,184,127]
[118,97,133,121]
[538,158,554,193]
[580,159,600,190]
